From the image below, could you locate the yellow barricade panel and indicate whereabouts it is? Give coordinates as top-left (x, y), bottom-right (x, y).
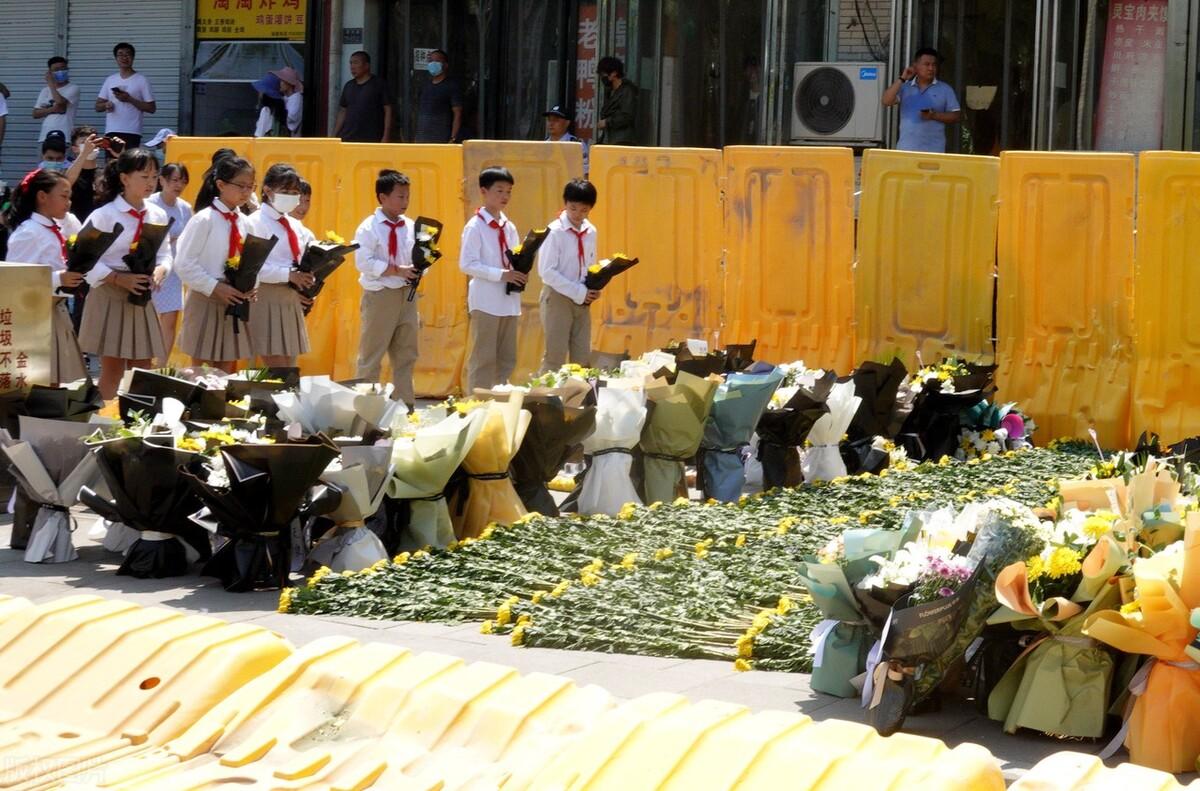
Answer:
top-left (162, 137), bottom-right (255, 206)
top-left (335, 143), bottom-right (467, 394)
top-left (1133, 152), bottom-right (1200, 443)
top-left (996, 152), bottom-right (1135, 447)
top-left (589, 146), bottom-right (725, 359)
top-left (856, 149), bottom-right (999, 367)
top-left (1011, 750), bottom-right (1187, 790)
top-left (462, 140), bottom-right (583, 386)
top-left (723, 146), bottom-right (855, 372)
top-left (0, 595), bottom-right (291, 788)
top-left (247, 138), bottom-right (345, 376)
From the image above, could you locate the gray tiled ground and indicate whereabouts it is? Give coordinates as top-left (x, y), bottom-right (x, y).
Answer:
top-left (0, 511), bottom-right (1128, 782)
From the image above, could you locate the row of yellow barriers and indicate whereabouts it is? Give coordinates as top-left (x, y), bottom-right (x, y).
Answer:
top-left (0, 593), bottom-right (1193, 789)
top-left (163, 139), bottom-right (1192, 448)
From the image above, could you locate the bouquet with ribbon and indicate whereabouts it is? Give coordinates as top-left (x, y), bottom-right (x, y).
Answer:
top-left (1084, 514), bottom-right (1200, 772)
top-left (576, 382), bottom-right (647, 516)
top-left (799, 525), bottom-right (917, 698)
top-left (756, 367), bottom-right (835, 491)
top-left (123, 218), bottom-right (173, 306)
top-left (987, 530), bottom-right (1125, 738)
top-left (186, 435), bottom-right (342, 591)
top-left (406, 216), bottom-right (443, 302)
top-left (2, 416), bottom-right (99, 563)
top-left (583, 253), bottom-right (639, 291)
top-left (293, 232), bottom-right (359, 315)
top-left (448, 391), bottom-right (531, 538)
top-left (78, 435), bottom-right (211, 578)
top-left (386, 407), bottom-right (486, 551)
top-left (638, 371), bottom-right (720, 505)
top-left (117, 367), bottom-right (208, 422)
top-left (506, 391), bottom-right (596, 515)
top-left (310, 444), bottom-right (393, 573)
top-left (224, 233), bottom-right (278, 332)
top-left (504, 227), bottom-right (550, 294)
top-left (801, 380), bottom-right (862, 483)
top-left (696, 368), bottom-right (783, 503)
top-left (60, 221), bottom-right (123, 296)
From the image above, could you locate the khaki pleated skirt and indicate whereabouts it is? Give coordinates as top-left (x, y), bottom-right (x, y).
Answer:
top-left (51, 298), bottom-right (88, 384)
top-left (179, 290), bottom-right (252, 362)
top-left (79, 282), bottom-right (166, 361)
top-left (248, 283), bottom-right (310, 357)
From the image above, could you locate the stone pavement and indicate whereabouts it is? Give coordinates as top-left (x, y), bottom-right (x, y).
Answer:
top-left (0, 512), bottom-right (1115, 783)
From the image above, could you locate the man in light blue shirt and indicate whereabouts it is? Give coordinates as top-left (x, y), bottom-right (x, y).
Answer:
top-left (544, 104), bottom-right (589, 177)
top-left (882, 48), bottom-right (961, 153)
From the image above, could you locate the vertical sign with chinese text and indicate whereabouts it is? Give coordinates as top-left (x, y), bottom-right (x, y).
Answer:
top-left (197, 0), bottom-right (308, 41)
top-left (574, 3), bottom-right (599, 142)
top-left (1094, 1), bottom-right (1168, 151)
top-left (0, 264), bottom-right (52, 391)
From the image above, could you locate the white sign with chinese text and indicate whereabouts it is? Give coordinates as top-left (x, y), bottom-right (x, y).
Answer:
top-left (0, 263), bottom-right (52, 391)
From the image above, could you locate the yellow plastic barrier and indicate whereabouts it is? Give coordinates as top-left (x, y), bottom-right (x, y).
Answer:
top-left (334, 143), bottom-right (467, 394)
top-left (0, 594), bottom-right (30, 621)
top-left (997, 152), bottom-right (1135, 448)
top-left (0, 594), bottom-right (291, 789)
top-left (1132, 152), bottom-right (1200, 442)
top-left (723, 146), bottom-right (855, 372)
top-left (856, 149), bottom-right (999, 367)
top-left (162, 136), bottom-right (255, 206)
top-left (1011, 750), bottom-right (1193, 790)
top-left (462, 140), bottom-right (584, 386)
top-left (589, 146), bottom-right (725, 360)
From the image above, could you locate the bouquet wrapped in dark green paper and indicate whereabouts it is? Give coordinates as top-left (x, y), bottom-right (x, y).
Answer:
top-left (293, 235), bottom-right (359, 315)
top-left (507, 392), bottom-right (596, 516)
top-left (406, 216), bottom-right (443, 303)
top-left (583, 253), bottom-right (638, 292)
top-left (224, 233), bottom-right (278, 332)
top-left (123, 219), bottom-right (173, 306)
top-left (504, 226), bottom-right (550, 294)
top-left (60, 221), bottom-right (123, 296)
top-left (184, 435), bottom-right (342, 591)
top-left (77, 435), bottom-right (210, 578)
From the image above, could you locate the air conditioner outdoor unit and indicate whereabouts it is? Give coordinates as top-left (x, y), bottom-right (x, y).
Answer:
top-left (790, 62), bottom-right (885, 144)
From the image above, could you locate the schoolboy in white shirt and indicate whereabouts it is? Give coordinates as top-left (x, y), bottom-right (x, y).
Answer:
top-left (460, 166), bottom-right (524, 391)
top-left (353, 169), bottom-right (419, 406)
top-left (538, 179), bottom-right (600, 371)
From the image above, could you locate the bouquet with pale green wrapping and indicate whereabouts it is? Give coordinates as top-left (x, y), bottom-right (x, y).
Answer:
top-left (986, 531), bottom-right (1125, 738)
top-left (638, 371), bottom-right (720, 505)
top-left (799, 525), bottom-right (918, 697)
top-left (386, 407), bottom-right (487, 551)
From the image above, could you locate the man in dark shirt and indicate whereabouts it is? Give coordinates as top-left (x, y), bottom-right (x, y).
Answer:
top-left (333, 51), bottom-right (393, 143)
top-left (597, 56), bottom-right (637, 145)
top-left (414, 49), bottom-right (463, 143)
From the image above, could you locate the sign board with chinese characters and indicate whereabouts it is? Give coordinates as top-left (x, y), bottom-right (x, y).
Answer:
top-left (0, 263), bottom-right (52, 392)
top-left (197, 0), bottom-right (308, 41)
top-left (1094, 0), bottom-right (1168, 151)
top-left (413, 48), bottom-right (436, 70)
top-left (573, 3), bottom-right (599, 142)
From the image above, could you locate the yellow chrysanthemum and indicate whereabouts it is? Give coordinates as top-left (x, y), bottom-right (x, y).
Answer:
top-left (307, 566), bottom-right (331, 588)
top-left (587, 264), bottom-right (602, 274)
top-left (734, 658), bottom-right (753, 672)
top-left (617, 502), bottom-right (638, 521)
top-left (225, 255), bottom-right (241, 269)
top-left (829, 516), bottom-right (850, 526)
top-left (734, 534), bottom-right (747, 548)
top-left (277, 587), bottom-right (292, 613)
top-left (550, 579), bottom-right (571, 597)
top-left (1119, 601), bottom-right (1140, 616)
top-left (619, 552), bottom-right (638, 570)
top-left (495, 603), bottom-right (513, 626)
top-left (775, 596), bottom-right (794, 616)
top-left (531, 590), bottom-right (546, 605)
top-left (325, 230), bottom-right (345, 244)
top-left (654, 547), bottom-right (674, 561)
top-left (392, 552), bottom-right (410, 565)
top-left (1082, 511), bottom-right (1117, 541)
top-left (479, 620), bottom-right (494, 634)
top-left (511, 624), bottom-right (526, 646)
top-left (735, 634), bottom-right (754, 658)
top-left (1026, 554), bottom-right (1044, 582)
top-left (1046, 546), bottom-right (1083, 579)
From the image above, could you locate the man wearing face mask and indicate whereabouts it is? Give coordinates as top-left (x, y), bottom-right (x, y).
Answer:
top-left (596, 56), bottom-right (637, 145)
top-left (34, 57), bottom-right (81, 148)
top-left (414, 49), bottom-right (463, 143)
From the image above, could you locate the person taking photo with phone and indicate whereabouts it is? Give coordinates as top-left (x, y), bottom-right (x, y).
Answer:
top-left (95, 42), bottom-right (156, 151)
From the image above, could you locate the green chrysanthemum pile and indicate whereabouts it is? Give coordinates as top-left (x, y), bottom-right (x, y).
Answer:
top-left (284, 444), bottom-right (1096, 672)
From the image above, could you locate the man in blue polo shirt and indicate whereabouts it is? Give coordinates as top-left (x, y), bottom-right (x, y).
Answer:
top-left (882, 47), bottom-right (961, 153)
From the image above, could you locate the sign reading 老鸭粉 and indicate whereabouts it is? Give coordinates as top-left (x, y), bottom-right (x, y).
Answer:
top-left (0, 263), bottom-right (53, 391)
top-left (196, 0), bottom-right (308, 41)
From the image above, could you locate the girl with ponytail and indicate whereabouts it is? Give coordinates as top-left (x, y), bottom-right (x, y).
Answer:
top-left (79, 148), bottom-right (170, 398)
top-left (5, 169), bottom-right (88, 384)
top-left (173, 155), bottom-right (257, 372)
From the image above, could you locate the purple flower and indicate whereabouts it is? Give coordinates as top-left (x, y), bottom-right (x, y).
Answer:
top-left (938, 586), bottom-right (955, 598)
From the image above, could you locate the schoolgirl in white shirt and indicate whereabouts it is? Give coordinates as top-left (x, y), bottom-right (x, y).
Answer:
top-left (246, 163), bottom-right (314, 368)
top-left (4, 168), bottom-right (88, 384)
top-left (173, 156), bottom-right (257, 372)
top-left (79, 148), bottom-right (170, 398)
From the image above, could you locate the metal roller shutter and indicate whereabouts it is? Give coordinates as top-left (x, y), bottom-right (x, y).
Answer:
top-left (0, 6), bottom-right (58, 180)
top-left (68, 0), bottom-right (182, 143)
